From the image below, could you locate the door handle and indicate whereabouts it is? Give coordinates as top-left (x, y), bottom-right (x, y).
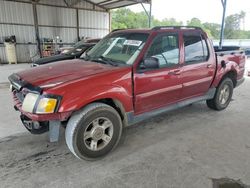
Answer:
top-left (168, 69), bottom-right (181, 75)
top-left (207, 64), bottom-right (213, 68)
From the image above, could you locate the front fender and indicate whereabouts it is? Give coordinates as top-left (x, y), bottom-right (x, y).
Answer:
top-left (57, 84), bottom-right (133, 113)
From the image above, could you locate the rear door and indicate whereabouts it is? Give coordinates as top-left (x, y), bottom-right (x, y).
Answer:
top-left (181, 31), bottom-right (215, 99)
top-left (134, 32), bottom-right (182, 114)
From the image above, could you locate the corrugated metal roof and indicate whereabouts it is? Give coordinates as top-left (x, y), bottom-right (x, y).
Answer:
top-left (73, 0), bottom-right (150, 10)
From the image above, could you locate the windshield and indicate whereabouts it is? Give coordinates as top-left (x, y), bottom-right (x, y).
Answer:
top-left (85, 33), bottom-right (149, 65)
top-left (63, 44), bottom-right (89, 55)
top-left (73, 41), bottom-right (84, 47)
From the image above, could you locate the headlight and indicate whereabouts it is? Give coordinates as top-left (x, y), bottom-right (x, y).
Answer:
top-left (36, 97), bottom-right (58, 114)
top-left (22, 93), bottom-right (39, 113)
top-left (22, 93), bottom-right (60, 114)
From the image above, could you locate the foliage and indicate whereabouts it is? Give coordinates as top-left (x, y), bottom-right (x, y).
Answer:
top-left (224, 11), bottom-right (247, 39)
top-left (111, 8), bottom-right (182, 30)
top-left (111, 8), bottom-right (250, 39)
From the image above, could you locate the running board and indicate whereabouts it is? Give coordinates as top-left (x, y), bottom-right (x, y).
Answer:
top-left (126, 88), bottom-right (216, 126)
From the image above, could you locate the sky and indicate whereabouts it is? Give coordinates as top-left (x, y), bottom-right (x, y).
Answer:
top-left (128, 0), bottom-right (250, 30)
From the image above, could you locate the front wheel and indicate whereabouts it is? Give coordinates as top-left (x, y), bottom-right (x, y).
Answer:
top-left (65, 103), bottom-right (123, 160)
top-left (206, 78), bottom-right (234, 111)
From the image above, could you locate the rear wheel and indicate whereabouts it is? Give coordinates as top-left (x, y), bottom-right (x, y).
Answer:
top-left (206, 78), bottom-right (234, 111)
top-left (65, 103), bottom-right (122, 160)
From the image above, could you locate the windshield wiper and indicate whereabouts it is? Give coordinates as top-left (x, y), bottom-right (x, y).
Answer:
top-left (91, 56), bottom-right (118, 66)
top-left (100, 56), bottom-right (126, 65)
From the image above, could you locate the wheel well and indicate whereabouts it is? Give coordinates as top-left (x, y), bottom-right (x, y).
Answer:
top-left (222, 71), bottom-right (237, 87)
top-left (94, 98), bottom-right (125, 121)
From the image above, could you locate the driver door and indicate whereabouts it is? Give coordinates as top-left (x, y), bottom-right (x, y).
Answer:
top-left (134, 32), bottom-right (183, 114)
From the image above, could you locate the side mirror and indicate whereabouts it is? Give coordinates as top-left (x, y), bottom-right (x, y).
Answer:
top-left (143, 57), bottom-right (159, 69)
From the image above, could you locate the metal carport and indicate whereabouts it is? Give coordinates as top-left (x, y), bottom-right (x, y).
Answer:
top-left (86, 0), bottom-right (228, 49)
top-left (0, 0), bottom-right (228, 63)
top-left (0, 0), bottom-right (151, 63)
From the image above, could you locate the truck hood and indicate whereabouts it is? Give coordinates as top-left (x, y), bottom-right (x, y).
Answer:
top-left (16, 59), bottom-right (119, 88)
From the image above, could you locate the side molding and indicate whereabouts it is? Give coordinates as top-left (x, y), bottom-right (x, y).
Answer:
top-left (126, 88), bottom-right (216, 126)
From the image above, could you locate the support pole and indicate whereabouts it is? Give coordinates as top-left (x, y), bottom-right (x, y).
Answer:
top-left (32, 3), bottom-right (42, 58)
top-left (141, 1), bottom-right (152, 28)
top-left (76, 9), bottom-right (80, 41)
top-left (149, 0), bottom-right (152, 28)
top-left (219, 0), bottom-right (227, 50)
top-left (109, 11), bottom-right (112, 32)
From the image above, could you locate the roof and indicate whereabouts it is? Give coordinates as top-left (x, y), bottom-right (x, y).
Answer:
top-left (86, 0), bottom-right (151, 10)
top-left (110, 26), bottom-right (205, 34)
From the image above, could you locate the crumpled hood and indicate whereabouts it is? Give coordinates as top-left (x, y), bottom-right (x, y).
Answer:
top-left (16, 59), bottom-right (119, 88)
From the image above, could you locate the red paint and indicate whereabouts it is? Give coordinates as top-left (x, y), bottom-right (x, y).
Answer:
top-left (11, 28), bottom-right (246, 122)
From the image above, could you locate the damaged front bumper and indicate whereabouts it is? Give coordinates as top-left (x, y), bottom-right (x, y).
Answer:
top-left (19, 113), bottom-right (62, 143)
top-left (12, 91), bottom-right (71, 142)
top-left (9, 74), bottom-right (72, 142)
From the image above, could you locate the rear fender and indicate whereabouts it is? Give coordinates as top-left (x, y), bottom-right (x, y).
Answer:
top-left (212, 61), bottom-right (238, 88)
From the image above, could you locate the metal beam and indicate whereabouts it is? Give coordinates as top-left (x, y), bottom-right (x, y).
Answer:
top-left (32, 2), bottom-right (42, 58)
top-left (104, 2), bottom-right (138, 9)
top-left (149, 0), bottom-right (152, 28)
top-left (141, 1), bottom-right (152, 28)
top-left (76, 9), bottom-right (80, 41)
top-left (82, 0), bottom-right (107, 10)
top-left (63, 0), bottom-right (70, 6)
top-left (219, 0), bottom-right (227, 49)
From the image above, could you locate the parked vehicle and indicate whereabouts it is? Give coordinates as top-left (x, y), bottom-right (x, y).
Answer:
top-left (58, 38), bottom-right (101, 54)
top-left (245, 48), bottom-right (250, 58)
top-left (213, 45), bottom-right (241, 52)
top-left (9, 26), bottom-right (245, 160)
top-left (32, 41), bottom-right (99, 67)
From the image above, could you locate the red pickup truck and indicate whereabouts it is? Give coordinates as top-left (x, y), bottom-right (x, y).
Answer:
top-left (9, 26), bottom-right (245, 160)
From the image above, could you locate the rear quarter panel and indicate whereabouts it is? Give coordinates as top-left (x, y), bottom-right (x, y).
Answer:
top-left (212, 51), bottom-right (246, 87)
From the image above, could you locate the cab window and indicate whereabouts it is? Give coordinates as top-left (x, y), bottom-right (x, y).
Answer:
top-left (183, 32), bottom-right (209, 64)
top-left (145, 33), bottom-right (180, 68)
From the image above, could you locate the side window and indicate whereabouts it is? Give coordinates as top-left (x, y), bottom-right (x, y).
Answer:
top-left (145, 33), bottom-right (179, 68)
top-left (184, 33), bottom-right (209, 64)
top-left (201, 35), bottom-right (209, 58)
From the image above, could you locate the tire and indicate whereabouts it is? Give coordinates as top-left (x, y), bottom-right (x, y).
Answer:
top-left (65, 102), bottom-right (123, 160)
top-left (206, 78), bottom-right (234, 111)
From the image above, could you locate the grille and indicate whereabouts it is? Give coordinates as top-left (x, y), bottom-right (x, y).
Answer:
top-left (13, 88), bottom-right (29, 104)
top-left (13, 90), bottom-right (23, 109)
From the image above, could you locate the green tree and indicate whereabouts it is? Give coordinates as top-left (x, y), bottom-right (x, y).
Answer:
top-left (111, 9), bottom-right (250, 39)
top-left (111, 8), bottom-right (182, 30)
top-left (187, 18), bottom-right (212, 37)
top-left (203, 23), bottom-right (221, 39)
top-left (111, 8), bottom-right (148, 29)
top-left (187, 18), bottom-right (203, 27)
top-left (158, 18), bottom-right (183, 26)
top-left (224, 11), bottom-right (246, 39)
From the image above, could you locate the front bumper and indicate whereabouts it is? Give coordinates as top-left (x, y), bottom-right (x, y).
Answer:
top-left (236, 77), bottom-right (245, 87)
